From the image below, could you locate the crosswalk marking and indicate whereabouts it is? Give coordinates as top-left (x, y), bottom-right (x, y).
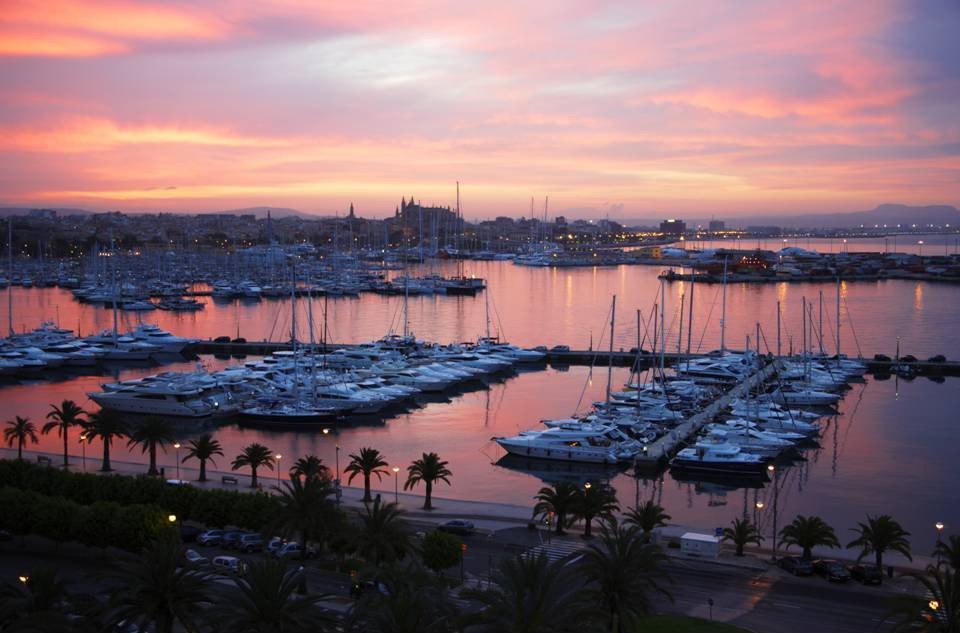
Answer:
top-left (523, 537), bottom-right (587, 563)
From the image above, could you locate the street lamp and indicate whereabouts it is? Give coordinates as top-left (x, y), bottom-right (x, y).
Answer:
top-left (768, 464), bottom-right (778, 560)
top-left (936, 521), bottom-right (945, 563)
top-left (18, 575), bottom-right (28, 584)
top-left (275, 454), bottom-right (282, 488)
top-left (79, 431), bottom-right (88, 472)
top-left (173, 442), bottom-right (181, 481)
top-left (754, 501), bottom-right (764, 526)
top-left (392, 466), bottom-right (400, 503)
top-left (919, 240), bottom-right (924, 257)
top-left (584, 482), bottom-right (592, 490)
top-left (168, 514), bottom-right (177, 524)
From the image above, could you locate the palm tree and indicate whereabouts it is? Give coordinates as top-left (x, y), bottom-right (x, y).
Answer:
top-left (101, 534), bottom-right (213, 633)
top-left (344, 447), bottom-right (389, 502)
top-left (624, 500), bottom-right (671, 540)
top-left (462, 553), bottom-right (589, 633)
top-left (289, 454), bottom-right (329, 482)
top-left (935, 535), bottom-right (960, 571)
top-left (347, 560), bottom-right (458, 633)
top-left (231, 442), bottom-right (274, 489)
top-left (882, 563), bottom-right (959, 632)
top-left (126, 417), bottom-right (174, 476)
top-left (404, 452), bottom-right (452, 510)
top-left (779, 515), bottom-right (840, 560)
top-left (43, 399), bottom-right (86, 468)
top-left (214, 559), bottom-right (331, 633)
top-left (353, 497), bottom-right (410, 566)
top-left (573, 483), bottom-right (619, 538)
top-left (182, 433), bottom-right (223, 482)
top-left (532, 481), bottom-right (579, 535)
top-left (3, 416), bottom-right (38, 460)
top-left (578, 519), bottom-right (672, 633)
top-left (269, 475), bottom-right (338, 558)
top-left (723, 518), bottom-right (763, 557)
top-left (82, 410), bottom-right (127, 473)
top-left (847, 514), bottom-right (912, 571)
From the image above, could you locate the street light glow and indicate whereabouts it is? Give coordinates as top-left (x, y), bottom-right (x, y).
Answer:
top-left (936, 521), bottom-right (945, 531)
top-left (756, 502), bottom-right (764, 509)
top-left (168, 514), bottom-right (177, 523)
top-left (18, 575), bottom-right (28, 584)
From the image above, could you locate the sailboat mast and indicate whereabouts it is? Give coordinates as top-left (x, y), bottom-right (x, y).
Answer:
top-left (835, 277), bottom-right (841, 358)
top-left (686, 273), bottom-right (694, 355)
top-left (677, 293), bottom-right (685, 355)
top-left (818, 290), bottom-right (824, 356)
top-left (776, 300), bottom-right (782, 357)
top-left (659, 280), bottom-right (666, 375)
top-left (111, 233), bottom-right (118, 342)
top-left (7, 218), bottom-right (12, 337)
top-left (606, 295), bottom-right (616, 404)
top-left (635, 309), bottom-right (642, 414)
top-left (307, 285), bottom-right (316, 401)
top-left (720, 256), bottom-right (728, 353)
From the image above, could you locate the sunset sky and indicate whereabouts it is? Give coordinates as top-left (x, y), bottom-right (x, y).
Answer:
top-left (1, 0), bottom-right (958, 219)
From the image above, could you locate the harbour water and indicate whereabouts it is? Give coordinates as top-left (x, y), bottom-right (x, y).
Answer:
top-left (4, 259), bottom-right (959, 551)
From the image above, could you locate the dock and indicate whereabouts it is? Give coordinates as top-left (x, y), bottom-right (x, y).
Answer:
top-left (634, 360), bottom-right (781, 465)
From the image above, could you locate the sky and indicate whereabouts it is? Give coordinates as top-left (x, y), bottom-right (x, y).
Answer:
top-left (0, 0), bottom-right (958, 220)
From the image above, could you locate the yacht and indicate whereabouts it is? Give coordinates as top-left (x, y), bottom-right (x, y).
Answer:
top-left (129, 324), bottom-right (198, 354)
top-left (239, 400), bottom-right (340, 427)
top-left (669, 445), bottom-right (768, 476)
top-left (89, 384), bottom-right (227, 417)
top-left (495, 425), bottom-right (639, 464)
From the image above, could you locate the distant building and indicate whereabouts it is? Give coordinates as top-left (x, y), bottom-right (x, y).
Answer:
top-left (660, 219), bottom-right (686, 236)
top-left (708, 220), bottom-right (725, 233)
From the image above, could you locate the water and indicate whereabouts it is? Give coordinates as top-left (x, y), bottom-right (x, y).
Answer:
top-left (676, 233), bottom-right (960, 257)
top-left (3, 261), bottom-right (959, 551)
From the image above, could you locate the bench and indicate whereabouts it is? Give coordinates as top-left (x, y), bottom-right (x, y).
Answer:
top-left (222, 476), bottom-right (239, 485)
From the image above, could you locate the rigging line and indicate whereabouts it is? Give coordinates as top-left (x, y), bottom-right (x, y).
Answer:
top-left (694, 285), bottom-right (723, 354)
top-left (573, 298), bottom-right (613, 416)
top-left (842, 298), bottom-right (864, 359)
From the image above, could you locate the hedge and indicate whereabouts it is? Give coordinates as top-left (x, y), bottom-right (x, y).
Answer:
top-left (0, 460), bottom-right (280, 531)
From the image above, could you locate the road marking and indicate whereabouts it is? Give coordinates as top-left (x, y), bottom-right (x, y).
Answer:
top-left (773, 602), bottom-right (802, 609)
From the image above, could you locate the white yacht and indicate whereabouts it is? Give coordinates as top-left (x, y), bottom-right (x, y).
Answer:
top-left (89, 384), bottom-right (227, 417)
top-left (670, 444), bottom-right (768, 476)
top-left (495, 425), bottom-right (639, 464)
top-left (129, 324), bottom-right (198, 354)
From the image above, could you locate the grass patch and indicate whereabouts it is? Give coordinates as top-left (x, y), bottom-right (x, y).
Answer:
top-left (640, 615), bottom-right (752, 632)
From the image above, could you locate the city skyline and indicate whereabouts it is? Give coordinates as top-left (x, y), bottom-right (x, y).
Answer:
top-left (1, 0), bottom-right (958, 218)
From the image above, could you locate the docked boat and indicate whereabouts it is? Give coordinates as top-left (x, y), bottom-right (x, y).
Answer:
top-left (669, 444), bottom-right (768, 476)
top-left (495, 425), bottom-right (639, 464)
top-left (239, 400), bottom-right (340, 427)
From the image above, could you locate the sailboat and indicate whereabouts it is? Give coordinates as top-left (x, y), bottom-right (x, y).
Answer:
top-left (444, 182), bottom-right (485, 295)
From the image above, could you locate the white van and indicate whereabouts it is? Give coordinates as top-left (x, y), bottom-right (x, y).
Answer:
top-left (212, 555), bottom-right (247, 576)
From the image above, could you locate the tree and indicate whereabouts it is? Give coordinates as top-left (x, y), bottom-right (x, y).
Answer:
top-left (183, 433), bottom-right (223, 482)
top-left (723, 518), bottom-right (763, 557)
top-left (462, 553), bottom-right (588, 633)
top-left (573, 483), bottom-right (619, 538)
top-left (935, 535), bottom-right (960, 571)
top-left (82, 411), bottom-right (127, 473)
top-left (847, 514), bottom-right (912, 571)
top-left (404, 452), bottom-right (452, 510)
top-left (779, 515), bottom-right (840, 560)
top-left (353, 498), bottom-right (410, 566)
top-left (214, 559), bottom-right (331, 633)
top-left (421, 531), bottom-right (462, 576)
top-left (347, 561), bottom-right (458, 633)
top-left (126, 417), bottom-right (174, 476)
top-left (344, 447), bottom-right (389, 503)
top-left (101, 533), bottom-right (213, 633)
top-left (269, 475), bottom-right (338, 559)
top-left (624, 501), bottom-right (671, 540)
top-left (3, 416), bottom-right (37, 461)
top-left (289, 454), bottom-right (329, 482)
top-left (43, 400), bottom-right (86, 468)
top-left (532, 481), bottom-right (579, 535)
top-left (882, 564), bottom-right (959, 632)
top-left (578, 519), bottom-right (672, 633)
top-left (232, 443), bottom-right (274, 489)
top-left (0, 565), bottom-right (76, 631)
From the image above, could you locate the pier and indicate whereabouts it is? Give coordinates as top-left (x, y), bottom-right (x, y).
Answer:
top-left (633, 360), bottom-right (781, 466)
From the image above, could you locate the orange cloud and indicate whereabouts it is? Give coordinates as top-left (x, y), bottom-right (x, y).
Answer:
top-left (0, 0), bottom-right (227, 57)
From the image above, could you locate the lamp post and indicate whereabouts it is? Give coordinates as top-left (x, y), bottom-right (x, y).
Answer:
top-left (392, 466), bottom-right (400, 504)
top-left (754, 501), bottom-right (764, 526)
top-left (173, 442), bottom-right (181, 481)
top-left (275, 454), bottom-right (282, 488)
top-left (79, 431), bottom-right (88, 472)
top-left (936, 521), bottom-right (945, 563)
top-left (18, 575), bottom-right (28, 585)
top-left (768, 464), bottom-right (778, 560)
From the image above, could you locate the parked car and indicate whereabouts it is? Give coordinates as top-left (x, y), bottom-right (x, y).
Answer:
top-left (813, 559), bottom-right (851, 582)
top-left (274, 542), bottom-right (316, 560)
top-left (197, 529), bottom-right (225, 547)
top-left (214, 336), bottom-right (231, 343)
top-left (550, 345), bottom-right (570, 353)
top-left (874, 354), bottom-right (891, 362)
top-left (237, 533), bottom-right (264, 553)
top-left (211, 555), bottom-right (247, 576)
top-left (183, 549), bottom-right (208, 567)
top-left (928, 354), bottom-right (947, 363)
top-left (533, 345), bottom-right (547, 353)
top-left (266, 537), bottom-right (285, 555)
top-left (221, 531), bottom-right (248, 550)
top-left (179, 524), bottom-right (202, 542)
top-left (850, 564), bottom-right (884, 585)
top-left (232, 337), bottom-right (247, 344)
top-left (900, 354), bottom-right (918, 363)
top-left (437, 520), bottom-right (475, 536)
top-left (778, 556), bottom-right (814, 576)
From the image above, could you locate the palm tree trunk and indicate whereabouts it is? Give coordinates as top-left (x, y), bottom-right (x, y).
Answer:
top-left (199, 458), bottom-right (207, 482)
top-left (424, 480), bottom-right (433, 510)
top-left (584, 515), bottom-right (593, 538)
top-left (363, 473), bottom-right (371, 502)
top-left (62, 428), bottom-right (69, 467)
top-left (101, 440), bottom-right (111, 472)
top-left (803, 546), bottom-right (812, 560)
top-left (148, 443), bottom-right (158, 476)
top-left (250, 466), bottom-right (258, 488)
top-left (17, 438), bottom-right (23, 460)
top-left (555, 511), bottom-right (564, 535)
top-left (876, 551), bottom-right (883, 571)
